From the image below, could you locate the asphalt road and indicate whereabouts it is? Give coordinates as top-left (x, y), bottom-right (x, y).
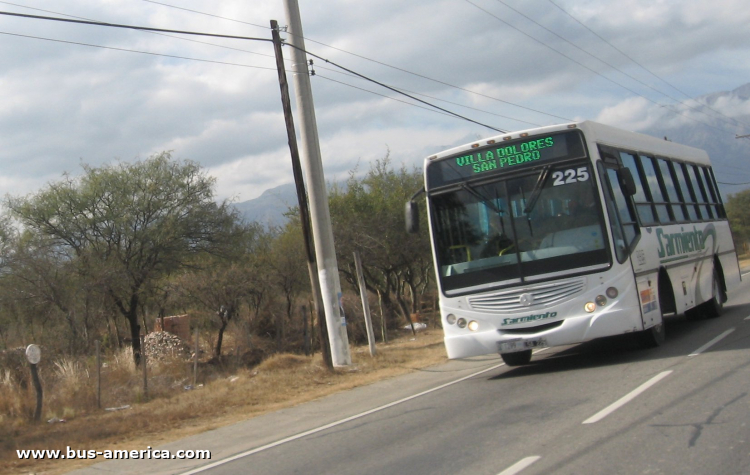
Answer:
top-left (70, 265), bottom-right (750, 475)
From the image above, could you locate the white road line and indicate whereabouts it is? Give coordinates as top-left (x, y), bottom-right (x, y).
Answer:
top-left (688, 328), bottom-right (735, 357)
top-left (582, 370), bottom-right (672, 424)
top-left (178, 360), bottom-right (508, 474)
top-left (497, 456), bottom-right (542, 475)
top-left (744, 316), bottom-right (750, 321)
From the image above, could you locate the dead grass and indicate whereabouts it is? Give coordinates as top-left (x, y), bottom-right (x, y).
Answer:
top-left (1, 331), bottom-right (446, 475)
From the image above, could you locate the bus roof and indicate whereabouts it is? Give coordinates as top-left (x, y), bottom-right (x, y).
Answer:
top-left (427, 120), bottom-right (711, 166)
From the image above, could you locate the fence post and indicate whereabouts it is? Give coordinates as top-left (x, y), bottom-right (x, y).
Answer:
top-left (141, 335), bottom-right (148, 401)
top-left (193, 329), bottom-right (199, 388)
top-left (96, 340), bottom-right (101, 409)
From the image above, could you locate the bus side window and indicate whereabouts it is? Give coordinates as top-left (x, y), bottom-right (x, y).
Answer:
top-left (706, 167), bottom-right (726, 218)
top-left (687, 164), bottom-right (711, 219)
top-left (657, 158), bottom-right (685, 222)
top-left (699, 166), bottom-right (721, 219)
top-left (639, 155), bottom-right (671, 223)
top-left (619, 151), bottom-right (654, 225)
top-left (674, 163), bottom-right (699, 221)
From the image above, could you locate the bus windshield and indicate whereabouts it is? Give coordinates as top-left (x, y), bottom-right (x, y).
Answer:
top-left (430, 160), bottom-right (610, 293)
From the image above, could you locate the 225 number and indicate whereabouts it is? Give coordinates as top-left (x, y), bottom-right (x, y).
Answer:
top-left (552, 167), bottom-right (589, 186)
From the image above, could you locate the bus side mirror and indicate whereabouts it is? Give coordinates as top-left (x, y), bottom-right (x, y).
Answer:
top-left (405, 201), bottom-right (419, 234)
top-left (619, 168), bottom-right (636, 197)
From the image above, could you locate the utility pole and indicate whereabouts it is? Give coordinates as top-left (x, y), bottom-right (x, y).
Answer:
top-left (270, 19), bottom-right (332, 369)
top-left (281, 0), bottom-right (351, 366)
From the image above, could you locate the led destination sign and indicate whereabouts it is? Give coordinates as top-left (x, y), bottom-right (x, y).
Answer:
top-left (455, 137), bottom-right (555, 173)
top-left (426, 131), bottom-right (586, 189)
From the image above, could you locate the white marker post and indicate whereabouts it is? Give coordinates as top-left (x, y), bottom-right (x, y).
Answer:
top-left (25, 344), bottom-right (42, 422)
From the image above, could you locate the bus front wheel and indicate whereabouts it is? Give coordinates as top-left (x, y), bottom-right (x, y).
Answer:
top-left (501, 350), bottom-right (532, 366)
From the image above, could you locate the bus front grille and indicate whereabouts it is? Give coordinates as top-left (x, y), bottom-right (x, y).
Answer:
top-left (467, 278), bottom-right (585, 312)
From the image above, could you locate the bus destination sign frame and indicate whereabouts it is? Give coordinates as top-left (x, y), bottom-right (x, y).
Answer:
top-left (426, 130), bottom-right (586, 189)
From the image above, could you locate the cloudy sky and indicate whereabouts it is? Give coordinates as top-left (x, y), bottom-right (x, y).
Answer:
top-left (1, 0), bottom-right (750, 203)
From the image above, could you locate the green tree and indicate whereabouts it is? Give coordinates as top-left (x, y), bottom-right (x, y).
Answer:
top-left (328, 155), bottom-right (433, 331)
top-left (726, 188), bottom-right (750, 254)
top-left (169, 222), bottom-right (268, 357)
top-left (2, 231), bottom-right (98, 354)
top-left (7, 153), bottom-right (240, 365)
top-left (267, 221), bottom-right (308, 352)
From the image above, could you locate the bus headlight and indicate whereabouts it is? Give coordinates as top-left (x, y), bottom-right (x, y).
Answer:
top-left (584, 302), bottom-right (597, 313)
top-left (595, 295), bottom-right (607, 307)
top-left (606, 287), bottom-right (619, 298)
top-left (457, 318), bottom-right (467, 328)
top-left (468, 320), bottom-right (479, 332)
top-left (446, 314), bottom-right (457, 325)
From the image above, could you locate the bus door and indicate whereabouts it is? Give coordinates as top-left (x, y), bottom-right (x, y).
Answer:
top-left (598, 160), bottom-right (662, 329)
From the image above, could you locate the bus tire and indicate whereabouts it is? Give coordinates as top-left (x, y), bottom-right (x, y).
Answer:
top-left (702, 269), bottom-right (725, 319)
top-left (639, 321), bottom-right (665, 348)
top-left (501, 350), bottom-right (532, 366)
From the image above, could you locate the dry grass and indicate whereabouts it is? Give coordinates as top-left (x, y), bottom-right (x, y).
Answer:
top-left (2, 331), bottom-right (446, 475)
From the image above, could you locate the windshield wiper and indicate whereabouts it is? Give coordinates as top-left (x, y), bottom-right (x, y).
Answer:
top-left (523, 165), bottom-right (552, 215)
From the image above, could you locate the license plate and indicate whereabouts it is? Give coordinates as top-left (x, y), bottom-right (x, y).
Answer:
top-left (497, 338), bottom-right (547, 353)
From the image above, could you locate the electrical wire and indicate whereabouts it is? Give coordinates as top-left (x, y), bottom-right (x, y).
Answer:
top-left (545, 0), bottom-right (750, 131)
top-left (140, 0), bottom-right (572, 123)
top-left (315, 64), bottom-right (544, 127)
top-left (142, 0), bottom-right (269, 31)
top-left (0, 2), bottom-right (279, 60)
top-left (286, 44), bottom-right (506, 133)
top-left (0, 9), bottom-right (506, 132)
top-left (716, 181), bottom-right (750, 186)
top-left (490, 0), bottom-right (747, 133)
top-left (0, 30), bottom-right (278, 70)
top-left (0, 10), bottom-right (273, 42)
top-left (315, 74), bottom-right (470, 120)
top-left (462, 0), bottom-right (737, 136)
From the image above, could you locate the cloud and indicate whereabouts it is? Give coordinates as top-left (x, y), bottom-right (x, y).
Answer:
top-left (1, 0), bottom-right (749, 205)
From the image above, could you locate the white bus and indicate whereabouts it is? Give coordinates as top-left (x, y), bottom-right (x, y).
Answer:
top-left (407, 121), bottom-right (741, 366)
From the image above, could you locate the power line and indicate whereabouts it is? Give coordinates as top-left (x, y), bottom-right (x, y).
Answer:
top-left (315, 64), bottom-right (544, 127)
top-left (545, 0), bottom-right (750, 132)
top-left (0, 1), bottom-right (278, 60)
top-left (0, 10), bottom-right (273, 42)
top-left (717, 181), bottom-right (750, 186)
top-left (462, 0), bottom-right (737, 136)
top-left (0, 9), bottom-right (505, 133)
top-left (288, 44), bottom-right (506, 133)
top-left (142, 0), bottom-right (269, 31)
top-left (316, 74), bottom-right (468, 120)
top-left (0, 30), bottom-right (278, 70)
top-left (141, 0), bottom-right (572, 124)
top-left (489, 0), bottom-right (746, 133)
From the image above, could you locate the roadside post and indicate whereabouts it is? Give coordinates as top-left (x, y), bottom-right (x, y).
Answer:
top-left (354, 251), bottom-right (377, 356)
top-left (25, 344), bottom-right (42, 422)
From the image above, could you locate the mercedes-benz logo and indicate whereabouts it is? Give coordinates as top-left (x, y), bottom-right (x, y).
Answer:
top-left (519, 293), bottom-right (534, 306)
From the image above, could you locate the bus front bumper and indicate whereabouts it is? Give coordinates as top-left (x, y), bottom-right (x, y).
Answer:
top-left (443, 306), bottom-right (643, 359)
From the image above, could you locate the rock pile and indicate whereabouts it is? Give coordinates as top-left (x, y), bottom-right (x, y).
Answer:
top-left (143, 331), bottom-right (190, 362)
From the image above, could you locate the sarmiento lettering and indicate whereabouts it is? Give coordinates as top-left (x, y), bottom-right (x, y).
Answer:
top-left (502, 311), bottom-right (557, 326)
top-left (656, 226), bottom-right (705, 260)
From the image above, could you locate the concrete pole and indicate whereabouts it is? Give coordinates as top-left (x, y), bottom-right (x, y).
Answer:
top-left (271, 20), bottom-right (332, 368)
top-left (282, 0), bottom-right (351, 366)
